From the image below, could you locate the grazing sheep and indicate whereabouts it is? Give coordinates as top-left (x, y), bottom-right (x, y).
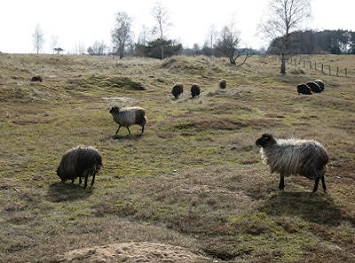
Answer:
top-left (56, 146), bottom-right (102, 188)
top-left (297, 84), bottom-right (312, 95)
top-left (255, 133), bottom-right (329, 193)
top-left (314, 79), bottom-right (325, 91)
top-left (31, 75), bottom-right (43, 82)
top-left (219, 79), bottom-right (227, 90)
top-left (306, 81), bottom-right (322, 93)
top-left (109, 106), bottom-right (147, 135)
top-left (172, 83), bottom-right (184, 99)
top-left (191, 83), bottom-right (201, 98)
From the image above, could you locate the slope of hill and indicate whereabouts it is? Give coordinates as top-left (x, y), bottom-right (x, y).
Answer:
top-left (0, 53), bottom-right (354, 262)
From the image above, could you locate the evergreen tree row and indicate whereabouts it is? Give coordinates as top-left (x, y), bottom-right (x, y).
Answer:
top-left (268, 29), bottom-right (355, 55)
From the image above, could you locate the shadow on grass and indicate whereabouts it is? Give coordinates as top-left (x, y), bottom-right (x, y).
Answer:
top-left (111, 133), bottom-right (144, 140)
top-left (47, 182), bottom-right (93, 202)
top-left (260, 191), bottom-right (344, 226)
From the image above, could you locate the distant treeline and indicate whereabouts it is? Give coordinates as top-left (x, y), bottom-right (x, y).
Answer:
top-left (268, 29), bottom-right (355, 55)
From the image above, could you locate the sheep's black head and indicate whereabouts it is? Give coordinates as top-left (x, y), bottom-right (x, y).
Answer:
top-left (109, 106), bottom-right (120, 115)
top-left (56, 166), bottom-right (65, 181)
top-left (219, 79), bottom-right (227, 89)
top-left (256, 133), bottom-right (277, 148)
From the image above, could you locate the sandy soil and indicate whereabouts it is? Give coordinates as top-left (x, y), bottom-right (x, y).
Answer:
top-left (52, 241), bottom-right (212, 262)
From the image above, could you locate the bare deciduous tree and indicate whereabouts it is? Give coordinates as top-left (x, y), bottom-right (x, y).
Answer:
top-left (112, 12), bottom-right (133, 59)
top-left (207, 24), bottom-right (218, 50)
top-left (215, 24), bottom-right (251, 66)
top-left (88, 41), bottom-right (107, 56)
top-left (75, 42), bottom-right (86, 55)
top-left (50, 35), bottom-right (58, 54)
top-left (137, 25), bottom-right (150, 46)
top-left (260, 0), bottom-right (311, 74)
top-left (32, 24), bottom-right (44, 54)
top-left (151, 1), bottom-right (171, 59)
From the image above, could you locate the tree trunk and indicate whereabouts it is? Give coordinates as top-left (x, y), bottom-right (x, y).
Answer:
top-left (280, 53), bottom-right (286, 75)
top-left (160, 43), bottom-right (164, 60)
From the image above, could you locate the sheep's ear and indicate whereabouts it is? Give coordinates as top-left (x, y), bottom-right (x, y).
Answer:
top-left (262, 133), bottom-right (273, 140)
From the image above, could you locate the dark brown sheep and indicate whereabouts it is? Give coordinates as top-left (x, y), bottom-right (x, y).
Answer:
top-left (31, 75), bottom-right (43, 82)
top-left (172, 83), bottom-right (184, 99)
top-left (306, 81), bottom-right (322, 93)
top-left (314, 79), bottom-right (325, 91)
top-left (191, 83), bottom-right (201, 98)
top-left (56, 146), bottom-right (102, 188)
top-left (219, 79), bottom-right (227, 90)
top-left (297, 84), bottom-right (312, 95)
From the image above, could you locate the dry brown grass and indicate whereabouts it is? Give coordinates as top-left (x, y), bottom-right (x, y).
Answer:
top-left (0, 53), bottom-right (354, 262)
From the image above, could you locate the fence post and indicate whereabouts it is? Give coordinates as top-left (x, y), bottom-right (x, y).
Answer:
top-left (336, 67), bottom-right (339, 77)
top-left (314, 62), bottom-right (317, 70)
top-left (321, 64), bottom-right (324, 73)
top-left (345, 68), bottom-right (348, 77)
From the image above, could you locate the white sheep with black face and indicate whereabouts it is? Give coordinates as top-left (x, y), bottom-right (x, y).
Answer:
top-left (109, 106), bottom-right (147, 135)
top-left (255, 134), bottom-right (329, 193)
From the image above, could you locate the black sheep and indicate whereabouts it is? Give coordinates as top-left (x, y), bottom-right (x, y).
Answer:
top-left (314, 79), bottom-right (325, 92)
top-left (219, 79), bottom-right (227, 90)
top-left (306, 81), bottom-right (322, 93)
top-left (297, 84), bottom-right (312, 95)
top-left (191, 83), bottom-right (201, 98)
top-left (172, 83), bottom-right (184, 99)
top-left (31, 75), bottom-right (43, 82)
top-left (56, 146), bottom-right (102, 188)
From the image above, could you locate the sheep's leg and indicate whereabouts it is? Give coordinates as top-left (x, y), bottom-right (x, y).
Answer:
top-left (126, 126), bottom-right (131, 134)
top-left (83, 176), bottom-right (88, 188)
top-left (78, 177), bottom-right (81, 185)
top-left (91, 174), bottom-right (96, 186)
top-left (321, 176), bottom-right (327, 192)
top-left (312, 177), bottom-right (320, 192)
top-left (115, 125), bottom-right (121, 134)
top-left (279, 173), bottom-right (285, 190)
top-left (141, 125), bottom-right (145, 134)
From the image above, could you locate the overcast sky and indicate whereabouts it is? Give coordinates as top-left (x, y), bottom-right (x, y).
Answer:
top-left (0, 0), bottom-right (354, 54)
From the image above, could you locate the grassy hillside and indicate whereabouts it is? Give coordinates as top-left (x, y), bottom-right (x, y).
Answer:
top-left (0, 53), bottom-right (354, 262)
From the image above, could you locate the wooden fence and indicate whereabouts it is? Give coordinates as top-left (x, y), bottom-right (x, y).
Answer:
top-left (288, 57), bottom-right (352, 78)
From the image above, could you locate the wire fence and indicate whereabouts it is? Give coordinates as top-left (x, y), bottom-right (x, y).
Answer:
top-left (288, 57), bottom-right (354, 78)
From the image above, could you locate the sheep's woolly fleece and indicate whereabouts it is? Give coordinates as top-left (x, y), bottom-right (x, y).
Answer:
top-left (52, 242), bottom-right (210, 262)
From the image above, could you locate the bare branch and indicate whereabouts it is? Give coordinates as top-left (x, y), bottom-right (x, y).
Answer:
top-left (260, 0), bottom-right (311, 74)
top-left (112, 12), bottom-right (133, 59)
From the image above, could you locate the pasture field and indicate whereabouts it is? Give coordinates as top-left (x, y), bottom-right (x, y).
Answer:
top-left (0, 53), bottom-right (354, 262)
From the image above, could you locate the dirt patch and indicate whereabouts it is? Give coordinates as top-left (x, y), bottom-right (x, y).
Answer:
top-left (52, 242), bottom-right (210, 262)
